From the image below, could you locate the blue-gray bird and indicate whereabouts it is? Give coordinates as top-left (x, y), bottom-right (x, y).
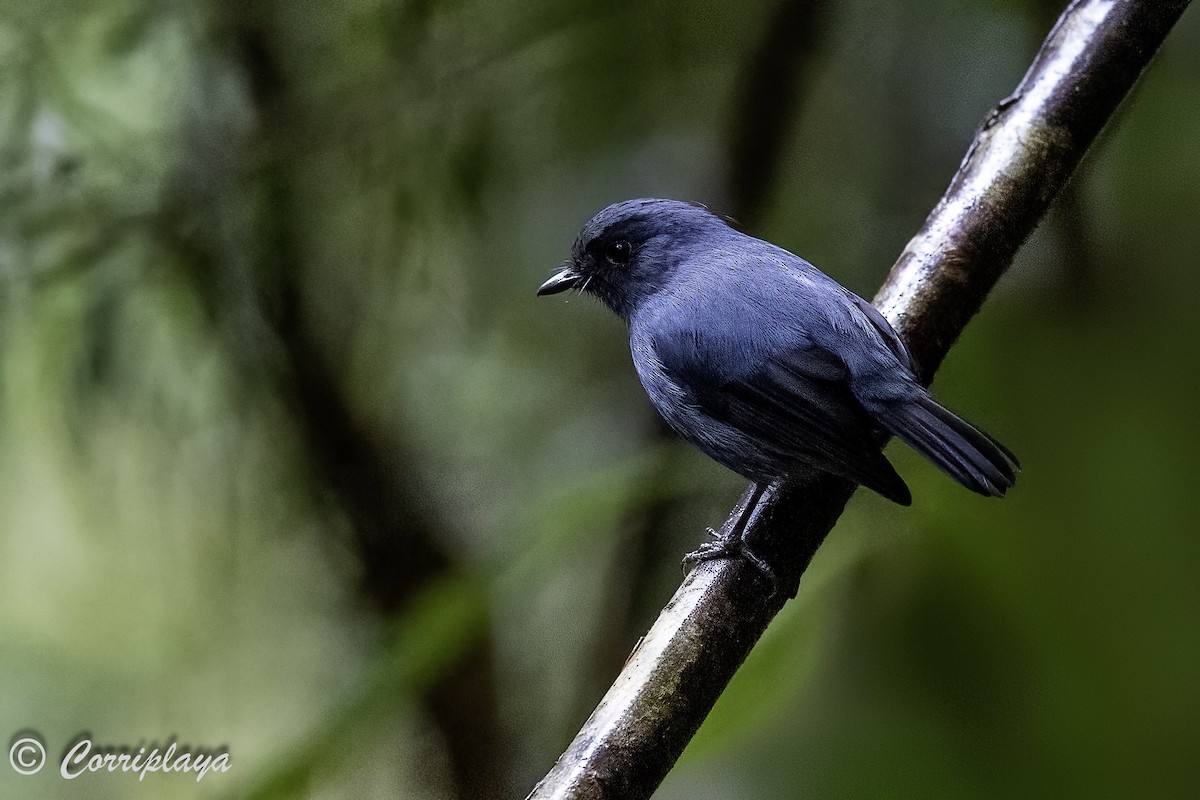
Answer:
top-left (539, 199), bottom-right (1017, 570)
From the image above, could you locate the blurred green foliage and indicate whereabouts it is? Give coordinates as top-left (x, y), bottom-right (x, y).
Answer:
top-left (0, 1), bottom-right (1197, 798)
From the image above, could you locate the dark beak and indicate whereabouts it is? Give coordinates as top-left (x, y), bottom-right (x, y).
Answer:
top-left (537, 266), bottom-right (583, 296)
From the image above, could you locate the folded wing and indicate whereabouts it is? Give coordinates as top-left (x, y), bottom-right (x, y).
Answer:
top-left (655, 330), bottom-right (912, 505)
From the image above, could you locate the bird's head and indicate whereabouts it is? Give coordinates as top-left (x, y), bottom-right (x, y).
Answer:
top-left (537, 198), bottom-right (735, 320)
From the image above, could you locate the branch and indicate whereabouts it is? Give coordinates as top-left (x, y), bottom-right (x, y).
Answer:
top-left (527, 2), bottom-right (1192, 798)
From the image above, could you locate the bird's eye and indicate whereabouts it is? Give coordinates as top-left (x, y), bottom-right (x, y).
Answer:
top-left (605, 240), bottom-right (632, 265)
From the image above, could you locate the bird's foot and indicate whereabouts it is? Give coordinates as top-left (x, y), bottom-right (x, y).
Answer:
top-left (681, 527), bottom-right (736, 567)
top-left (683, 528), bottom-right (777, 596)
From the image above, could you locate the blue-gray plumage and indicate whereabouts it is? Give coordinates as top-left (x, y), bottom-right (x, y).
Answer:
top-left (538, 198), bottom-right (1018, 511)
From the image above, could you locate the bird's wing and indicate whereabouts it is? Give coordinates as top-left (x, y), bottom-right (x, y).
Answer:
top-left (652, 324), bottom-right (911, 504)
top-left (847, 292), bottom-right (918, 374)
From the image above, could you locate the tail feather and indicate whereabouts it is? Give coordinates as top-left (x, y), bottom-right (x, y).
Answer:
top-left (875, 393), bottom-right (1019, 497)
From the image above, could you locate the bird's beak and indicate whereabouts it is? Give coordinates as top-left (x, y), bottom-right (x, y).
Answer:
top-left (537, 265), bottom-right (583, 296)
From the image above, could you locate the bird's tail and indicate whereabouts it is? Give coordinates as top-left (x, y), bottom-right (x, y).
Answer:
top-left (873, 392), bottom-right (1019, 497)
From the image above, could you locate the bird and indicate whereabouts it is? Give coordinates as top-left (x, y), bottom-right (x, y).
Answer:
top-left (538, 198), bottom-right (1017, 578)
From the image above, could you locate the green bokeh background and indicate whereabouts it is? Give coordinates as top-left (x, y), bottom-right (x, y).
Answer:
top-left (0, 1), bottom-right (1197, 798)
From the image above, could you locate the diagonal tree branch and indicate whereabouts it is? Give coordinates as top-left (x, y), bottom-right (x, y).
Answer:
top-left (527, 1), bottom-right (1192, 798)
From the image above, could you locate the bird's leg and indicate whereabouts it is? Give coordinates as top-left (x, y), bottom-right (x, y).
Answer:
top-left (683, 483), bottom-right (775, 592)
